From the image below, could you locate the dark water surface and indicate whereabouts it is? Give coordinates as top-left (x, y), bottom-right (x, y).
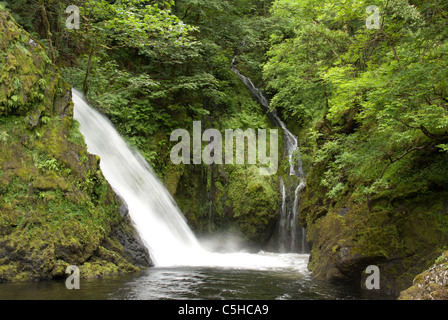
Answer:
top-left (0, 264), bottom-right (391, 300)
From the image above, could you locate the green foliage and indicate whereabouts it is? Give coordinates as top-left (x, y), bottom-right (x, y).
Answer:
top-left (264, 0), bottom-right (448, 200)
top-left (33, 153), bottom-right (61, 172)
top-left (80, 0), bottom-right (199, 61)
top-left (0, 131), bottom-right (9, 143)
top-left (59, 0), bottom-right (278, 180)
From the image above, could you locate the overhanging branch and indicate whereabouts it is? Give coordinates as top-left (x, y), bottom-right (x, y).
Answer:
top-left (379, 144), bottom-right (429, 179)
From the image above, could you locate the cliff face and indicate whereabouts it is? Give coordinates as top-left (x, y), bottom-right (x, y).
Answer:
top-left (299, 155), bottom-right (448, 297)
top-left (0, 11), bottom-right (151, 281)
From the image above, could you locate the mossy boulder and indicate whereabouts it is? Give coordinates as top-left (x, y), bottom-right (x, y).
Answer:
top-left (398, 251), bottom-right (448, 300)
top-left (0, 11), bottom-right (151, 282)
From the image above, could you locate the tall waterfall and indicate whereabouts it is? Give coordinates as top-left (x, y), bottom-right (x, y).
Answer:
top-left (72, 89), bottom-right (203, 267)
top-left (231, 60), bottom-right (308, 253)
top-left (72, 89), bottom-right (308, 270)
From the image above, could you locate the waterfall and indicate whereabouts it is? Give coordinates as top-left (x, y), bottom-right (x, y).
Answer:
top-left (278, 179), bottom-right (287, 253)
top-left (231, 59), bottom-right (308, 253)
top-left (72, 89), bottom-right (308, 270)
top-left (72, 89), bottom-right (203, 267)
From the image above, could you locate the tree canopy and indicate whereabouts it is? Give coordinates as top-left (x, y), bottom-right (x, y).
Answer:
top-left (263, 0), bottom-right (448, 201)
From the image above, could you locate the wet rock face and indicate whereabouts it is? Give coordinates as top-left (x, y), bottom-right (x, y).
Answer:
top-left (0, 11), bottom-right (151, 282)
top-left (111, 219), bottom-right (153, 269)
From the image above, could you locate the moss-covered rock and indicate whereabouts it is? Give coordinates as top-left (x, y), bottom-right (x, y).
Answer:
top-left (299, 154), bottom-right (448, 296)
top-left (0, 11), bottom-right (151, 282)
top-left (398, 251), bottom-right (448, 300)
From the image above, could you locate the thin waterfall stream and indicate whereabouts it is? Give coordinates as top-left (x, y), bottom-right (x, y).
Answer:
top-left (231, 59), bottom-right (308, 253)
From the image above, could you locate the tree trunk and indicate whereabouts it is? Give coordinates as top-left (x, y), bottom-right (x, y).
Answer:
top-left (83, 49), bottom-right (94, 96)
top-left (40, 1), bottom-right (55, 63)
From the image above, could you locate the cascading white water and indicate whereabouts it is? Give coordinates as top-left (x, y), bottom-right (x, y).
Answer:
top-left (231, 61), bottom-right (303, 177)
top-left (231, 60), bottom-right (308, 253)
top-left (72, 89), bottom-right (203, 267)
top-left (291, 181), bottom-right (307, 252)
top-left (72, 89), bottom-right (309, 271)
top-left (278, 179), bottom-right (287, 253)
